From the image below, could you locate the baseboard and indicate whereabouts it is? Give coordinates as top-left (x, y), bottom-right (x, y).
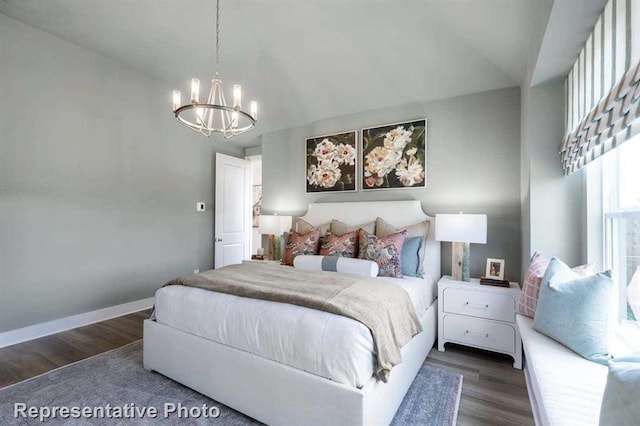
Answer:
top-left (0, 297), bottom-right (154, 349)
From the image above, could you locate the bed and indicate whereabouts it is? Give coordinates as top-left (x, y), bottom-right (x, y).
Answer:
top-left (143, 200), bottom-right (441, 426)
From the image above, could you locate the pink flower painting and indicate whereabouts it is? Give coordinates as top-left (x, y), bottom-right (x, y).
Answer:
top-left (361, 120), bottom-right (426, 190)
top-left (306, 131), bottom-right (357, 193)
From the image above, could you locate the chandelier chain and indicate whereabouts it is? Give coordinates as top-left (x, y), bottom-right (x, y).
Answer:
top-left (215, 0), bottom-right (220, 72)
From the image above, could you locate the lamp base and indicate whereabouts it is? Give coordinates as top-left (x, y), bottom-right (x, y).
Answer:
top-left (451, 242), bottom-right (470, 282)
top-left (266, 235), bottom-right (275, 261)
top-left (265, 234), bottom-right (284, 261)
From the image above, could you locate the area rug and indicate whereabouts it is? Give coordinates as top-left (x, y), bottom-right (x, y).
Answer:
top-left (0, 341), bottom-right (462, 425)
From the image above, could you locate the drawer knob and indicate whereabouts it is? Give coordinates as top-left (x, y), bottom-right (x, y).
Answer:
top-left (465, 302), bottom-right (489, 309)
top-left (465, 330), bottom-right (489, 338)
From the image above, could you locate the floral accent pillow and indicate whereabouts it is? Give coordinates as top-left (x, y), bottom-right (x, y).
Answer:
top-left (375, 217), bottom-right (431, 278)
top-left (319, 231), bottom-right (358, 258)
top-left (358, 229), bottom-right (406, 278)
top-left (518, 252), bottom-right (595, 318)
top-left (281, 230), bottom-right (320, 266)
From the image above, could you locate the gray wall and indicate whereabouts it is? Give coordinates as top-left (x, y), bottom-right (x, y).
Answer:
top-left (0, 14), bottom-right (243, 332)
top-left (520, 0), bottom-right (552, 279)
top-left (521, 80), bottom-right (584, 273)
top-left (520, 83), bottom-right (532, 279)
top-left (527, 81), bottom-right (583, 266)
top-left (261, 87), bottom-right (522, 281)
top-left (519, 0), bottom-right (586, 276)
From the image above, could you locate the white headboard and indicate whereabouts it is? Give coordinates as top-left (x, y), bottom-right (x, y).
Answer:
top-left (298, 200), bottom-right (441, 286)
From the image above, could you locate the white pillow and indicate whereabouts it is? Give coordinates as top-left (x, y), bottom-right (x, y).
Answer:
top-left (293, 255), bottom-right (379, 277)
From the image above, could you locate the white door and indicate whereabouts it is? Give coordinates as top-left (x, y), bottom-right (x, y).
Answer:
top-left (214, 153), bottom-right (251, 268)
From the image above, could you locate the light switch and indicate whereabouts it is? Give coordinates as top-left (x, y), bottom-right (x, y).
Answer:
top-left (196, 202), bottom-right (206, 212)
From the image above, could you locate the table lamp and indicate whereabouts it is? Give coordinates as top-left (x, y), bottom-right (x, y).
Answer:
top-left (258, 214), bottom-right (292, 260)
top-left (435, 213), bottom-right (487, 281)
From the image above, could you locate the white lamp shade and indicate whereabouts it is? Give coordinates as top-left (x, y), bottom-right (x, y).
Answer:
top-left (435, 214), bottom-right (487, 244)
top-left (258, 215), bottom-right (292, 235)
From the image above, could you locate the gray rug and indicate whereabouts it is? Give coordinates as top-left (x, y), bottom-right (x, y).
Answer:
top-left (0, 341), bottom-right (462, 425)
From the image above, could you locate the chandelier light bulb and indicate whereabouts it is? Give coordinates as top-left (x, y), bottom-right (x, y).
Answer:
top-left (233, 84), bottom-right (242, 108)
top-left (231, 111), bottom-right (239, 129)
top-left (251, 101), bottom-right (258, 119)
top-left (172, 90), bottom-right (181, 112)
top-left (191, 78), bottom-right (200, 103)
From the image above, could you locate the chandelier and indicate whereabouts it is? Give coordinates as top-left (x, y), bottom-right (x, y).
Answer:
top-left (172, 0), bottom-right (257, 138)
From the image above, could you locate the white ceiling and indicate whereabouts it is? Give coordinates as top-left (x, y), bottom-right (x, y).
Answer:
top-left (0, 0), bottom-right (540, 145)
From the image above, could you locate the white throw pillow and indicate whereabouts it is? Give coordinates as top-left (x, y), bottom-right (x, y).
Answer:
top-left (293, 255), bottom-right (379, 277)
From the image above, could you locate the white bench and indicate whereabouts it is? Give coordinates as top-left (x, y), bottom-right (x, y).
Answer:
top-left (516, 314), bottom-right (608, 426)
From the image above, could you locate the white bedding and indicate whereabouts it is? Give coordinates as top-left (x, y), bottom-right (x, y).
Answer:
top-left (154, 273), bottom-right (436, 389)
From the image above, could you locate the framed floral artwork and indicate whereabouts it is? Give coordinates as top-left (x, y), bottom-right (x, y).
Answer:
top-left (361, 119), bottom-right (426, 190)
top-left (305, 131), bottom-right (357, 193)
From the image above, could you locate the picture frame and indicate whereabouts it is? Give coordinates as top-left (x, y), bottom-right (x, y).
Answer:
top-left (485, 258), bottom-right (505, 281)
top-left (361, 119), bottom-right (426, 190)
top-left (305, 130), bottom-right (357, 193)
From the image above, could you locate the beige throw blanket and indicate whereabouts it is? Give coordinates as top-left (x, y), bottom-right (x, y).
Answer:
top-left (163, 262), bottom-right (422, 382)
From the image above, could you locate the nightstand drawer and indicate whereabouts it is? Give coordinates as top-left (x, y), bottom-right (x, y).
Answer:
top-left (442, 287), bottom-right (515, 322)
top-left (442, 315), bottom-right (515, 353)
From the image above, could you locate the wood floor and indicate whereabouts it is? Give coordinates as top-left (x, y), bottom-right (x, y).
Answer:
top-left (0, 309), bottom-right (150, 388)
top-left (0, 310), bottom-right (534, 425)
top-left (426, 344), bottom-right (534, 425)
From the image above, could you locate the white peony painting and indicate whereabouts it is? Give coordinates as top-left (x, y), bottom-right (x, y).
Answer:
top-left (305, 131), bottom-right (357, 193)
top-left (361, 119), bottom-right (426, 190)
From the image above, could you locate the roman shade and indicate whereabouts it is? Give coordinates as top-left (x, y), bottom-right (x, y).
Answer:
top-left (561, 60), bottom-right (640, 174)
top-left (562, 0), bottom-right (640, 175)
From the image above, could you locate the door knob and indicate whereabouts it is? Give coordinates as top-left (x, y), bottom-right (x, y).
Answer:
top-left (215, 237), bottom-right (223, 242)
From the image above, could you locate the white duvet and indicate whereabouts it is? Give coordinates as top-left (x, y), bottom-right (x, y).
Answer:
top-left (154, 274), bottom-right (436, 389)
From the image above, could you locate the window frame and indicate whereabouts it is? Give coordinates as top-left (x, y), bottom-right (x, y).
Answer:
top-left (601, 138), bottom-right (640, 324)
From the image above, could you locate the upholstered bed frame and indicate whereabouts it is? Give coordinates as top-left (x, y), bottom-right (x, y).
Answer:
top-left (144, 200), bottom-right (441, 426)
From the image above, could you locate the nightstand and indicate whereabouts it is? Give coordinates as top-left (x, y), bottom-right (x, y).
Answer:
top-left (437, 275), bottom-right (522, 369)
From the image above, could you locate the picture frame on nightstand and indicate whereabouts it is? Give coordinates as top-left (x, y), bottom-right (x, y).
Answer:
top-left (485, 258), bottom-right (505, 280)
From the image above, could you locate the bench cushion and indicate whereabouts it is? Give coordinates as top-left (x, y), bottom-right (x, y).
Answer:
top-left (517, 314), bottom-right (608, 426)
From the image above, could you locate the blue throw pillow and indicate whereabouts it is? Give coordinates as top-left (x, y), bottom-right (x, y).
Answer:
top-left (532, 257), bottom-right (613, 364)
top-left (401, 236), bottom-right (422, 277)
top-left (599, 355), bottom-right (640, 426)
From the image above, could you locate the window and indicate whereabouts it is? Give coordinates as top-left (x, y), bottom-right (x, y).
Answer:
top-left (602, 136), bottom-right (640, 323)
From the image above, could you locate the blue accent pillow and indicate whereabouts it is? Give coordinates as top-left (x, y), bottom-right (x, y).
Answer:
top-left (599, 355), bottom-right (640, 426)
top-left (401, 236), bottom-right (423, 277)
top-left (532, 257), bottom-right (613, 364)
